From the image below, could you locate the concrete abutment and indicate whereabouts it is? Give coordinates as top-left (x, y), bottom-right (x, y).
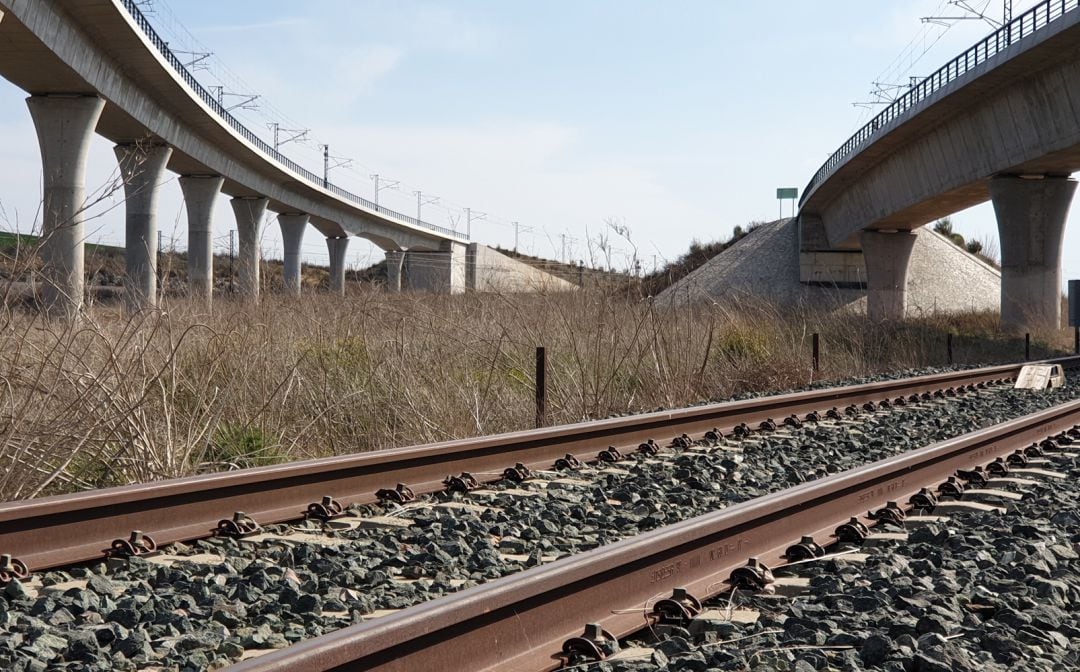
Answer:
top-left (26, 95), bottom-right (105, 319)
top-left (990, 176), bottom-right (1076, 331)
top-left (387, 242), bottom-right (467, 294)
top-left (383, 244), bottom-right (573, 293)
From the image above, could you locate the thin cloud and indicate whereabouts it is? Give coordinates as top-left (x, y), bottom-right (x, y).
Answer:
top-left (337, 45), bottom-right (405, 95)
top-left (409, 4), bottom-right (493, 54)
top-left (193, 17), bottom-right (309, 33)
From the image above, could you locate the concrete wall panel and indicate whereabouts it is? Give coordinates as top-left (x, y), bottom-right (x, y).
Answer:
top-left (402, 242), bottom-right (468, 294)
top-left (465, 245), bottom-right (576, 293)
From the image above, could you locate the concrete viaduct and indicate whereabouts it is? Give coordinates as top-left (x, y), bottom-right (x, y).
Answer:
top-left (799, 0), bottom-right (1080, 330)
top-left (0, 0), bottom-right (501, 318)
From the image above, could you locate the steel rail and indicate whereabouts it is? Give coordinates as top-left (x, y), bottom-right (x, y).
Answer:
top-left (0, 357), bottom-right (1072, 571)
top-left (226, 388), bottom-right (1080, 672)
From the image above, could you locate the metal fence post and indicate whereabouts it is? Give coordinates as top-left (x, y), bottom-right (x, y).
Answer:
top-left (812, 333), bottom-right (820, 374)
top-left (947, 333), bottom-right (953, 365)
top-left (535, 347), bottom-right (547, 428)
top-left (1025, 333), bottom-right (1031, 360)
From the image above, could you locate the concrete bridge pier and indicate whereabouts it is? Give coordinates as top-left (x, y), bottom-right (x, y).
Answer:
top-left (114, 143), bottom-right (172, 310)
top-left (991, 176), bottom-right (1076, 331)
top-left (385, 250), bottom-right (405, 291)
top-left (326, 236), bottom-right (349, 295)
top-left (860, 230), bottom-right (917, 321)
top-left (230, 196), bottom-right (268, 302)
top-left (179, 175), bottom-right (223, 306)
top-left (278, 213), bottom-right (308, 295)
top-left (26, 95), bottom-right (106, 318)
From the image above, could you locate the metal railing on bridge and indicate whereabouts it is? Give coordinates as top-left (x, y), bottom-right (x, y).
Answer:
top-left (802, 0), bottom-right (1080, 205)
top-left (118, 0), bottom-right (466, 241)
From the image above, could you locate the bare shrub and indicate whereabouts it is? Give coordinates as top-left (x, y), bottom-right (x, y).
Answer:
top-left (0, 286), bottom-right (1062, 500)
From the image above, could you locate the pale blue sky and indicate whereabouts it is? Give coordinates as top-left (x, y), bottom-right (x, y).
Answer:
top-left (0, 0), bottom-right (1073, 278)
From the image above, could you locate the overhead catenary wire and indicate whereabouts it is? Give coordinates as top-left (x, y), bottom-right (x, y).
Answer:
top-left (137, 0), bottom-right (638, 266)
top-left (142, 0), bottom-right (548, 251)
top-left (847, 0), bottom-right (1040, 136)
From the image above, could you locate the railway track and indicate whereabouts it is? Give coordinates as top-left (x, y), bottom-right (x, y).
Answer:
top-left (227, 379), bottom-right (1080, 672)
top-left (0, 357), bottom-right (1077, 671)
top-left (1, 358), bottom-right (1068, 572)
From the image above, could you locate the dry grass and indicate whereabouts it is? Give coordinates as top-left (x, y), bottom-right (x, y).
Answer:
top-left (0, 286), bottom-right (1068, 501)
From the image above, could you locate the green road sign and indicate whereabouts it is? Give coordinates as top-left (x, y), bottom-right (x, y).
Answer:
top-left (776, 187), bottom-right (798, 199)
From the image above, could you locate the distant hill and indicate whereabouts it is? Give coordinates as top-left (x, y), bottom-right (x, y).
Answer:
top-left (0, 231), bottom-right (338, 293)
top-left (0, 232), bottom-right (659, 295)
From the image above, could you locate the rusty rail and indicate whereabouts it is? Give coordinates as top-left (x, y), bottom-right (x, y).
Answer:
top-left (0, 357), bottom-right (1073, 571)
top-left (227, 388), bottom-right (1080, 672)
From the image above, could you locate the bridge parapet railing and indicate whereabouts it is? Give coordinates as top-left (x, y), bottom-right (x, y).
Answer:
top-left (802, 0), bottom-right (1079, 204)
top-left (117, 0), bottom-right (467, 241)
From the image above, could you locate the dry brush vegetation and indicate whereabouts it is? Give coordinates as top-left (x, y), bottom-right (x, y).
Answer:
top-left (0, 285), bottom-right (1066, 502)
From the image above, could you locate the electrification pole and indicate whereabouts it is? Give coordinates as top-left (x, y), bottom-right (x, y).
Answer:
top-left (370, 174), bottom-right (399, 207)
top-left (413, 191), bottom-right (438, 223)
top-left (465, 207), bottom-right (486, 240)
top-left (322, 144), bottom-right (329, 187)
top-left (229, 229), bottom-right (235, 292)
top-left (268, 122), bottom-right (308, 153)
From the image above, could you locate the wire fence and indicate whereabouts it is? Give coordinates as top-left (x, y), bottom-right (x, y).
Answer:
top-left (802, 0), bottom-right (1080, 203)
top-left (117, 0), bottom-right (466, 242)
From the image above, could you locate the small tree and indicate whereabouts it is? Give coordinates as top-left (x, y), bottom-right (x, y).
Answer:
top-left (933, 217), bottom-right (969, 249)
top-left (933, 217), bottom-right (953, 237)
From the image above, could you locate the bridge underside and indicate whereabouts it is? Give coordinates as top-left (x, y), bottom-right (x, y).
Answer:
top-left (0, 0), bottom-right (578, 313)
top-left (799, 10), bottom-right (1080, 329)
top-left (0, 0), bottom-right (452, 253)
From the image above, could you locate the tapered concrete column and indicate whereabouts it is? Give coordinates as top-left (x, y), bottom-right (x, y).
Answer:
top-left (278, 213), bottom-right (308, 295)
top-left (860, 230), bottom-right (917, 321)
top-left (326, 236), bottom-right (349, 295)
top-left (179, 175), bottom-right (224, 305)
top-left (385, 250), bottom-right (405, 292)
top-left (229, 196), bottom-right (268, 302)
top-left (991, 176), bottom-right (1076, 331)
top-left (26, 95), bottom-right (106, 318)
top-left (114, 144), bottom-right (172, 310)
